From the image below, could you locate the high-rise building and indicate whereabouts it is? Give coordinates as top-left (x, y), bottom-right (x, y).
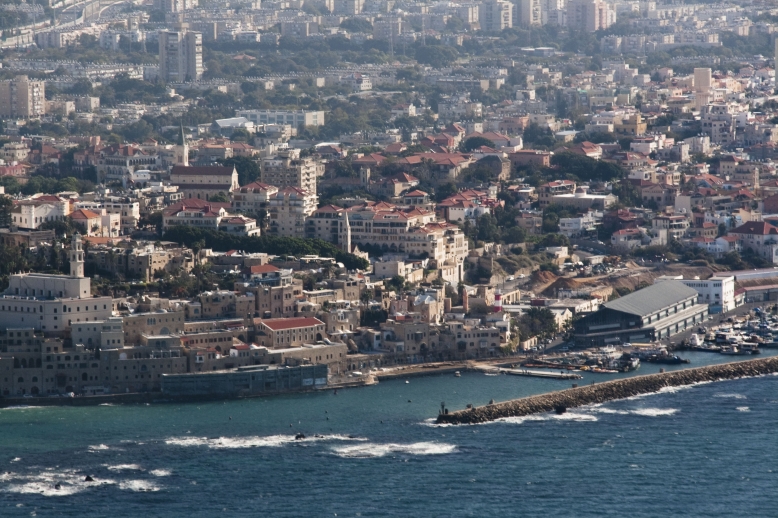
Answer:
top-left (516, 0), bottom-right (542, 26)
top-left (479, 0), bottom-right (513, 31)
top-left (260, 149), bottom-right (323, 195)
top-left (0, 75), bottom-right (46, 118)
top-left (158, 26), bottom-right (203, 83)
top-left (568, 0), bottom-right (615, 32)
top-left (333, 0), bottom-right (363, 15)
top-left (694, 67), bottom-right (712, 94)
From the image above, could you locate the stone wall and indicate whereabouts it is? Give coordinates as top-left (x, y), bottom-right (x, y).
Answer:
top-left (436, 357), bottom-right (778, 425)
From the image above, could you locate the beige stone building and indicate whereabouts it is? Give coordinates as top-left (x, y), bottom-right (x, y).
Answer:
top-left (267, 187), bottom-right (318, 238)
top-left (260, 149), bottom-right (323, 194)
top-left (253, 317), bottom-right (326, 348)
top-left (0, 76), bottom-right (45, 118)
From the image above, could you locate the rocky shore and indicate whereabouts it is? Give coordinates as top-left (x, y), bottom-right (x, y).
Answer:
top-left (436, 357), bottom-right (778, 425)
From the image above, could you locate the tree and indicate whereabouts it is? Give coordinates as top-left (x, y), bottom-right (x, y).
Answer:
top-left (218, 156), bottom-right (261, 186)
top-left (209, 192), bottom-right (230, 203)
top-left (340, 18), bottom-right (373, 33)
top-left (461, 136), bottom-right (496, 152)
top-left (0, 195), bottom-right (12, 227)
top-left (718, 223), bottom-right (727, 237)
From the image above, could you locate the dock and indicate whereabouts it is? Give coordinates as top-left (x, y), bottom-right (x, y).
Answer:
top-left (473, 364), bottom-right (582, 380)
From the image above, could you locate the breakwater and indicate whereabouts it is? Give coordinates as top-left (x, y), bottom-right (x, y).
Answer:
top-left (436, 357), bottom-right (778, 425)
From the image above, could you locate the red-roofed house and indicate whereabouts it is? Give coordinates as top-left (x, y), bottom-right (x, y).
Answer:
top-left (254, 317), bottom-right (326, 348)
top-left (729, 221), bottom-right (778, 263)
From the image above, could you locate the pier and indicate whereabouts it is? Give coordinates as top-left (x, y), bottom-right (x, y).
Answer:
top-left (472, 364), bottom-right (582, 379)
top-left (436, 357), bottom-right (778, 425)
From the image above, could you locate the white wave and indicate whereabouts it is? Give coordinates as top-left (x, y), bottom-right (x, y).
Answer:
top-left (631, 408), bottom-right (678, 417)
top-left (10, 457), bottom-right (21, 462)
top-left (493, 414), bottom-right (551, 425)
top-left (165, 434), bottom-right (366, 449)
top-left (88, 444), bottom-right (109, 451)
top-left (119, 480), bottom-right (161, 492)
top-left (552, 412), bottom-right (598, 422)
top-left (0, 406), bottom-right (44, 411)
top-left (714, 393), bottom-right (747, 399)
top-left (419, 418), bottom-right (455, 428)
top-left (736, 406), bottom-right (750, 412)
top-left (105, 464), bottom-right (142, 471)
top-left (0, 470), bottom-right (115, 497)
top-left (331, 441), bottom-right (457, 458)
top-left (149, 469), bottom-right (171, 477)
top-left (98, 403), bottom-right (116, 406)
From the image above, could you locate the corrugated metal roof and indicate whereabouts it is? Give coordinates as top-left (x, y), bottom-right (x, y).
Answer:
top-left (603, 281), bottom-right (699, 317)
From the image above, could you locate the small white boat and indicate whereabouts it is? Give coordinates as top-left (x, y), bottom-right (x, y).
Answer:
top-left (405, 380), bottom-right (410, 384)
top-left (454, 371), bottom-right (461, 377)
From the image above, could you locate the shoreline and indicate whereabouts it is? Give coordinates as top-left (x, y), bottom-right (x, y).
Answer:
top-left (435, 356), bottom-right (778, 425)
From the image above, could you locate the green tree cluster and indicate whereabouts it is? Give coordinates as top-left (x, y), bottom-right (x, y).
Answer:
top-left (162, 226), bottom-right (369, 270)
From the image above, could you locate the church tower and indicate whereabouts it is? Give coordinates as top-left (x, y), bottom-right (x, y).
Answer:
top-left (175, 124), bottom-right (189, 166)
top-left (70, 233), bottom-right (84, 278)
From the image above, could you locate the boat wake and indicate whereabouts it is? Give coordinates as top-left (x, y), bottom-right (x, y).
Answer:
top-left (331, 441), bottom-right (457, 458)
top-left (119, 479), bottom-right (161, 492)
top-left (713, 393), bottom-right (747, 399)
top-left (589, 406), bottom-right (679, 417)
top-left (164, 433), bottom-right (367, 449)
top-left (736, 406), bottom-right (750, 412)
top-left (104, 464), bottom-right (143, 471)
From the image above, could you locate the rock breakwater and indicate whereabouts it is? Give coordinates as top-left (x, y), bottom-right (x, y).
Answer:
top-left (436, 357), bottom-right (778, 425)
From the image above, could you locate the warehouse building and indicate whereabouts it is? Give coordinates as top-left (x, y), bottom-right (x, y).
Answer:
top-left (573, 281), bottom-right (708, 347)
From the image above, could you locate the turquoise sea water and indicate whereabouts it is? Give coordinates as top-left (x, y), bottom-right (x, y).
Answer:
top-left (1, 351), bottom-right (777, 517)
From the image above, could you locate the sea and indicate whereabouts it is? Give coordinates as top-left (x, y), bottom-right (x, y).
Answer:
top-left (1, 351), bottom-right (777, 517)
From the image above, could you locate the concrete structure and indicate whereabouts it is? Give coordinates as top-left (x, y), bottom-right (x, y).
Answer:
top-left (479, 0), bottom-right (512, 31)
top-left (237, 109), bottom-right (325, 127)
top-left (260, 149), bottom-right (322, 194)
top-left (160, 364), bottom-right (328, 396)
top-left (159, 28), bottom-right (203, 82)
top-left (655, 275), bottom-right (736, 314)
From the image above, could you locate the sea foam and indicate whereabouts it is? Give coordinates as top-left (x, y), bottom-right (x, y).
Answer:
top-left (165, 434), bottom-right (366, 449)
top-left (331, 441), bottom-right (457, 458)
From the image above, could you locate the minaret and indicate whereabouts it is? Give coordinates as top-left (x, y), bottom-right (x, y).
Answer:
top-left (70, 233), bottom-right (84, 278)
top-left (175, 124), bottom-right (189, 166)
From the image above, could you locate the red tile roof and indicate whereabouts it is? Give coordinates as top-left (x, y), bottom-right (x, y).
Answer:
top-left (171, 166), bottom-right (235, 176)
top-left (247, 264), bottom-right (280, 274)
top-left (729, 221), bottom-right (778, 235)
top-left (258, 317), bottom-right (324, 331)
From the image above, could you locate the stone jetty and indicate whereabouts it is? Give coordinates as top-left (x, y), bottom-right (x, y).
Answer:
top-left (436, 357), bottom-right (778, 425)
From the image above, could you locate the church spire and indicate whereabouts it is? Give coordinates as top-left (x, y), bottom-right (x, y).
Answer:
top-left (70, 233), bottom-right (84, 278)
top-left (175, 123), bottom-right (189, 166)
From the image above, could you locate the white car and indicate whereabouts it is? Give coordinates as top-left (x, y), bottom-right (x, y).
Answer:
top-left (518, 274), bottom-right (526, 279)
top-left (507, 276), bottom-right (514, 281)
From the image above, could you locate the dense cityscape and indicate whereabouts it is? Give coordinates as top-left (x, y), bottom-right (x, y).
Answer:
top-left (0, 0), bottom-right (778, 399)
top-left (3, 0), bottom-right (778, 514)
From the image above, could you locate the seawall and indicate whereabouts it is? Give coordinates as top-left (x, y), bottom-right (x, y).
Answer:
top-left (436, 357), bottom-right (778, 425)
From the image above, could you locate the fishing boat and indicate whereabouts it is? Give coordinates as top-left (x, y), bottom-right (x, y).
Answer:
top-left (720, 345), bottom-right (749, 356)
top-left (454, 371), bottom-right (461, 377)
